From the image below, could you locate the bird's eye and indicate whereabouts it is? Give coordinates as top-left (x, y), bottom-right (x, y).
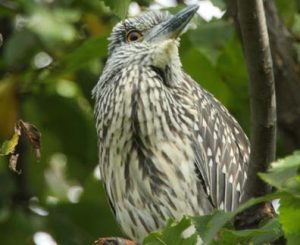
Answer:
top-left (126, 31), bottom-right (143, 42)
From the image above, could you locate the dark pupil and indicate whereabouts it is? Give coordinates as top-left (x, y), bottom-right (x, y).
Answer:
top-left (130, 32), bottom-right (139, 41)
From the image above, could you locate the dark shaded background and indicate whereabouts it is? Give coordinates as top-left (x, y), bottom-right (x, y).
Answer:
top-left (0, 0), bottom-right (299, 244)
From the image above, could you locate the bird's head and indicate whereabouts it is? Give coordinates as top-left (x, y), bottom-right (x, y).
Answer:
top-left (101, 5), bottom-right (199, 86)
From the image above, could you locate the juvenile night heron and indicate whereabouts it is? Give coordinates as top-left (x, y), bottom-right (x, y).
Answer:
top-left (93, 5), bottom-right (250, 243)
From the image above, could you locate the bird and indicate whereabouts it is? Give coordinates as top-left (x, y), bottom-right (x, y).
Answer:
top-left (93, 4), bottom-right (250, 243)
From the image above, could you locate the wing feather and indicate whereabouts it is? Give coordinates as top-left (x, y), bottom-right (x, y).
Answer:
top-left (184, 74), bottom-right (250, 211)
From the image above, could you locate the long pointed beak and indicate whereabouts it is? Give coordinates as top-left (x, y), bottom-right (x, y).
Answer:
top-left (145, 5), bottom-right (199, 43)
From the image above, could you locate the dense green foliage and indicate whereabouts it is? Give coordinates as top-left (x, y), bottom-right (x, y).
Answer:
top-left (0, 0), bottom-right (300, 244)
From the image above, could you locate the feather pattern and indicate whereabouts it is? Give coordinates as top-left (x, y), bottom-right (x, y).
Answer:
top-left (183, 74), bottom-right (250, 211)
top-left (93, 7), bottom-right (250, 243)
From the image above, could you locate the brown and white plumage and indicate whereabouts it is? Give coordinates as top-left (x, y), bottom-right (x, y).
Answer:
top-left (93, 5), bottom-right (249, 242)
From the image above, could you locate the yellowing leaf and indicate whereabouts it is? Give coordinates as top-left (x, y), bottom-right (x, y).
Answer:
top-left (0, 131), bottom-right (20, 155)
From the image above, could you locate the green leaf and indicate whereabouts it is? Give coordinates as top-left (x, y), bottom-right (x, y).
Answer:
top-left (275, 0), bottom-right (297, 27)
top-left (57, 35), bottom-right (108, 75)
top-left (144, 193), bottom-right (281, 245)
top-left (221, 228), bottom-right (263, 245)
top-left (279, 195), bottom-right (300, 245)
top-left (292, 14), bottom-right (300, 35)
top-left (193, 210), bottom-right (233, 244)
top-left (180, 45), bottom-right (231, 106)
top-left (188, 19), bottom-right (234, 64)
top-left (210, 0), bottom-right (226, 10)
top-left (3, 29), bottom-right (38, 68)
top-left (192, 192), bottom-right (281, 244)
top-left (252, 218), bottom-right (283, 245)
top-left (220, 218), bottom-right (282, 245)
top-left (144, 216), bottom-right (198, 245)
top-left (259, 151), bottom-right (300, 196)
top-left (27, 7), bottom-right (80, 44)
top-left (0, 131), bottom-right (19, 156)
top-left (217, 37), bottom-right (250, 132)
top-left (103, 0), bottom-right (130, 19)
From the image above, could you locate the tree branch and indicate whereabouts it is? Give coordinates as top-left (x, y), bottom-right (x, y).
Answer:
top-left (227, 0), bottom-right (300, 152)
top-left (237, 0), bottom-right (276, 201)
top-left (264, 1), bottom-right (300, 152)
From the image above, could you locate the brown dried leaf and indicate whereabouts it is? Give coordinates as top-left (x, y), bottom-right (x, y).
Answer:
top-left (18, 120), bottom-right (41, 160)
top-left (8, 153), bottom-right (21, 174)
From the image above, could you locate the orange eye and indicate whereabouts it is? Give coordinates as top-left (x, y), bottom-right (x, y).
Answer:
top-left (126, 31), bottom-right (143, 42)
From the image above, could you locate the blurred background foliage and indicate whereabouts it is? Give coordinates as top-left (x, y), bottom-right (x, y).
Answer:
top-left (0, 0), bottom-right (299, 244)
